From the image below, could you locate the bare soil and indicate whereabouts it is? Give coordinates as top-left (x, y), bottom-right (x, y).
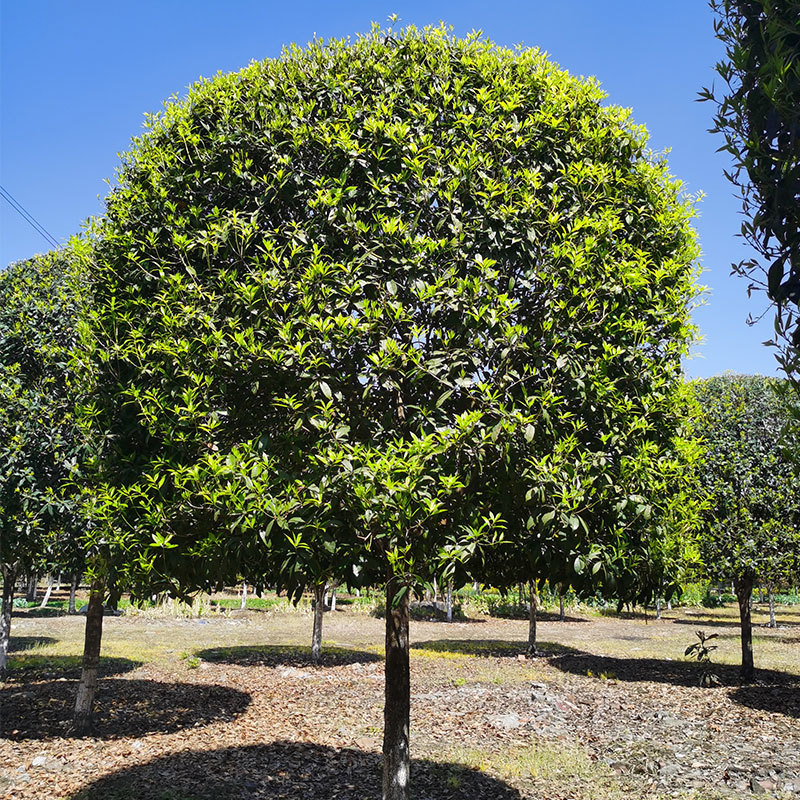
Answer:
top-left (1, 596), bottom-right (798, 799)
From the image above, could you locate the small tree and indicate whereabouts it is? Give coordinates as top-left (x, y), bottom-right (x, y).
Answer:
top-left (691, 374), bottom-right (800, 681)
top-left (82, 25), bottom-right (701, 799)
top-left (0, 249), bottom-right (88, 677)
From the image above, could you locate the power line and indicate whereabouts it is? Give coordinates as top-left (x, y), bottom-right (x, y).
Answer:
top-left (0, 184), bottom-right (60, 250)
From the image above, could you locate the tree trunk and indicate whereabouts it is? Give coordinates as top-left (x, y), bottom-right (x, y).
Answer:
top-left (311, 582), bottom-right (325, 664)
top-left (240, 581), bottom-right (247, 610)
top-left (40, 574), bottom-right (54, 608)
top-left (558, 589), bottom-right (565, 622)
top-left (73, 579), bottom-right (105, 733)
top-left (431, 577), bottom-right (437, 603)
top-left (656, 597), bottom-right (662, 620)
top-left (518, 582), bottom-right (525, 613)
top-left (667, 599), bottom-right (672, 611)
top-left (446, 580), bottom-right (453, 623)
top-left (69, 573), bottom-right (79, 614)
top-left (26, 574), bottom-right (38, 603)
top-left (383, 576), bottom-right (410, 800)
top-left (1, 565), bottom-right (16, 679)
top-left (55, 573), bottom-right (62, 592)
top-left (329, 583), bottom-right (337, 613)
top-left (735, 575), bottom-right (755, 682)
top-left (527, 583), bottom-right (538, 656)
top-left (767, 584), bottom-right (776, 628)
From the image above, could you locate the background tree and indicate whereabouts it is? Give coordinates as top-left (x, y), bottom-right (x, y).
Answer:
top-left (690, 374), bottom-right (800, 681)
top-left (0, 248), bottom-right (88, 677)
top-left (702, 1), bottom-right (800, 375)
top-left (81, 24), bottom-right (701, 799)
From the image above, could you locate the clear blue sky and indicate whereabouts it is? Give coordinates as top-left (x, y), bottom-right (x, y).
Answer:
top-left (0, 1), bottom-right (781, 379)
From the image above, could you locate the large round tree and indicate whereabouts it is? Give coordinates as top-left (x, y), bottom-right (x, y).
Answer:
top-left (81, 25), bottom-right (701, 799)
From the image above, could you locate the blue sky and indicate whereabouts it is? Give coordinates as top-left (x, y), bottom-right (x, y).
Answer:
top-left (0, 1), bottom-right (781, 379)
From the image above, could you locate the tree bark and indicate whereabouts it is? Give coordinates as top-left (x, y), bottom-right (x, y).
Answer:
top-left (1, 565), bottom-right (16, 679)
top-left (311, 582), bottom-right (325, 664)
top-left (558, 588), bottom-right (565, 622)
top-left (767, 584), bottom-right (776, 628)
top-left (383, 576), bottom-right (410, 800)
top-left (735, 574), bottom-right (755, 682)
top-left (329, 583), bottom-right (337, 613)
top-left (68, 573), bottom-right (79, 614)
top-left (73, 579), bottom-right (105, 733)
top-left (240, 581), bottom-right (248, 610)
top-left (40, 574), bottom-right (54, 608)
top-left (527, 582), bottom-right (538, 656)
top-left (655, 597), bottom-right (662, 620)
top-left (446, 580), bottom-right (453, 623)
top-left (25, 573), bottom-right (38, 603)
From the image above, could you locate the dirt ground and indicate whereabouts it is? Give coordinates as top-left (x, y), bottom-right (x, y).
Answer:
top-left (1, 596), bottom-right (799, 800)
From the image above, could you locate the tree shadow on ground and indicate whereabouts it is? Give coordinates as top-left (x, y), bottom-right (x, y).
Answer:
top-left (197, 644), bottom-right (381, 667)
top-left (5, 654), bottom-right (141, 682)
top-left (730, 684), bottom-right (800, 718)
top-left (546, 644), bottom-right (797, 689)
top-left (1, 678), bottom-right (250, 740)
top-left (68, 742), bottom-right (522, 800)
top-left (672, 611), bottom-right (800, 630)
top-left (7, 635), bottom-right (57, 652)
top-left (411, 638), bottom-right (570, 658)
top-left (16, 606), bottom-right (68, 618)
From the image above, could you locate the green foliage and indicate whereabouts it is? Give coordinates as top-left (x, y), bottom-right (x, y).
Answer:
top-left (702, 1), bottom-right (800, 370)
top-left (81, 24), bottom-right (702, 606)
top-left (0, 248), bottom-right (89, 580)
top-left (690, 374), bottom-right (800, 587)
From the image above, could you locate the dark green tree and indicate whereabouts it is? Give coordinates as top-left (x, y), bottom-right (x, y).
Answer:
top-left (702, 1), bottom-right (800, 374)
top-left (690, 374), bottom-right (800, 681)
top-left (81, 25), bottom-right (701, 799)
top-left (0, 248), bottom-right (88, 677)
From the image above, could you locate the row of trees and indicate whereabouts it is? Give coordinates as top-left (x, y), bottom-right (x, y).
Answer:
top-left (2, 19), bottom-right (799, 800)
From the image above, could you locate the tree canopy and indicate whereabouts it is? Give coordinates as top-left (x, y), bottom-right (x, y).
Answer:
top-left (80, 24), bottom-right (703, 798)
top-left (702, 1), bottom-right (800, 374)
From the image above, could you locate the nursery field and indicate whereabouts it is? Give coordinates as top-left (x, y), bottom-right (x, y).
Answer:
top-left (1, 596), bottom-right (799, 800)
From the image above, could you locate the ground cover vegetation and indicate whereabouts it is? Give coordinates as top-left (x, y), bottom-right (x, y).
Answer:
top-left (70, 23), bottom-right (704, 799)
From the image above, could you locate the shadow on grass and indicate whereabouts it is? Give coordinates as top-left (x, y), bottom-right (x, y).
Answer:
top-left (5, 654), bottom-right (142, 682)
top-left (672, 613), bottom-right (800, 630)
top-left (486, 610), bottom-right (588, 623)
top-left (197, 644), bottom-right (381, 667)
top-left (546, 644), bottom-right (797, 690)
top-left (16, 606), bottom-right (68, 618)
top-left (730, 684), bottom-right (800, 718)
top-left (411, 639), bottom-right (570, 658)
top-left (7, 636), bottom-right (57, 652)
top-left (68, 742), bottom-right (522, 800)
top-left (1, 678), bottom-right (250, 741)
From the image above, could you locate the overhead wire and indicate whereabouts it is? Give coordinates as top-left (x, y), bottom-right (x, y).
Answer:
top-left (0, 183), bottom-right (60, 250)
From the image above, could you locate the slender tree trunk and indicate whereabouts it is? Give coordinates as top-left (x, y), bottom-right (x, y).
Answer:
top-left (767, 584), bottom-right (776, 628)
top-left (55, 573), bottom-right (62, 592)
top-left (383, 576), bottom-right (410, 800)
top-left (735, 575), bottom-right (755, 683)
top-left (68, 573), bottom-right (79, 614)
top-left (527, 583), bottom-right (538, 656)
top-left (667, 599), bottom-right (672, 611)
top-left (656, 597), bottom-right (662, 620)
top-left (240, 581), bottom-right (247, 610)
top-left (446, 580), bottom-right (453, 623)
top-left (311, 582), bottom-right (325, 664)
top-left (40, 574), bottom-right (54, 608)
top-left (1, 565), bottom-right (16, 679)
top-left (73, 579), bottom-right (106, 733)
top-left (26, 574), bottom-right (38, 603)
top-left (329, 583), bottom-right (337, 613)
top-left (431, 577), bottom-right (437, 604)
top-left (558, 588), bottom-right (565, 622)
